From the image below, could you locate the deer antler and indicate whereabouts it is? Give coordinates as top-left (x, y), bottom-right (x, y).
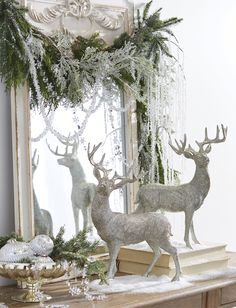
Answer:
top-left (56, 132), bottom-right (79, 155)
top-left (87, 143), bottom-right (112, 178)
top-left (112, 172), bottom-right (137, 189)
top-left (195, 124), bottom-right (228, 153)
top-left (169, 134), bottom-right (187, 155)
top-left (169, 125), bottom-right (227, 157)
top-left (46, 139), bottom-right (70, 157)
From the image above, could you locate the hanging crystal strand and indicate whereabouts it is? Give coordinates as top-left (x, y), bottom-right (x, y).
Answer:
top-left (40, 82), bottom-right (103, 143)
top-left (103, 89), bottom-right (108, 137)
top-left (31, 103), bottom-right (55, 142)
top-left (164, 58), bottom-right (173, 184)
top-left (157, 56), bottom-right (172, 185)
top-left (171, 48), bottom-right (186, 183)
top-left (178, 49), bottom-right (187, 180)
top-left (155, 71), bottom-right (161, 184)
top-left (148, 73), bottom-right (158, 183)
top-left (31, 126), bottom-right (48, 143)
top-left (146, 76), bottom-right (151, 183)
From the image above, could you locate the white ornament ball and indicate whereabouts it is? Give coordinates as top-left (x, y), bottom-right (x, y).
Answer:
top-left (29, 235), bottom-right (54, 256)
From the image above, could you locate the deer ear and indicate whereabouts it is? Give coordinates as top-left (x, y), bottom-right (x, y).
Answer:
top-left (184, 152), bottom-right (193, 159)
top-left (204, 144), bottom-right (212, 154)
top-left (93, 169), bottom-right (102, 181)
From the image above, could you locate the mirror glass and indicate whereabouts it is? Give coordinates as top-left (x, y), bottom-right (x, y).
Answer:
top-left (31, 92), bottom-right (126, 239)
top-left (26, 0), bottom-right (133, 239)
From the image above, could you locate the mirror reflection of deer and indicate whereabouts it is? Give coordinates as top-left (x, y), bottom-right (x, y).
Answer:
top-left (135, 125), bottom-right (227, 248)
top-left (47, 134), bottom-right (96, 234)
top-left (32, 149), bottom-right (53, 236)
top-left (88, 143), bottom-right (181, 281)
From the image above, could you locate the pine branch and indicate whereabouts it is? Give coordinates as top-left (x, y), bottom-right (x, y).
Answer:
top-left (49, 227), bottom-right (106, 281)
top-left (0, 233), bottom-right (23, 249)
top-left (143, 1), bottom-right (153, 21)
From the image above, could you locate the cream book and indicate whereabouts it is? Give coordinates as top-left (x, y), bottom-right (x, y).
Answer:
top-left (118, 256), bottom-right (229, 277)
top-left (118, 242), bottom-right (228, 268)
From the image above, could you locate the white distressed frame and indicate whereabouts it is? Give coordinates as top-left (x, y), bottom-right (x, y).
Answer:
top-left (11, 0), bottom-right (137, 239)
top-left (11, 85), bottom-right (34, 240)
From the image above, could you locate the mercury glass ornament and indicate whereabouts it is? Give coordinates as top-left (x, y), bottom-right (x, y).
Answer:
top-left (29, 234), bottom-right (54, 256)
top-left (0, 235), bottom-right (53, 263)
top-left (0, 240), bottom-right (34, 262)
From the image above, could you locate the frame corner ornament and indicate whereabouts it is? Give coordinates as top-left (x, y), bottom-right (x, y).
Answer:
top-left (27, 0), bottom-right (124, 31)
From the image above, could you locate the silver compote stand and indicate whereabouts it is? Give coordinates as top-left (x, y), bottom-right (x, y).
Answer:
top-left (0, 261), bottom-right (67, 303)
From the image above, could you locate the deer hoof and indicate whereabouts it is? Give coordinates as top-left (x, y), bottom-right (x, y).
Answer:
top-left (171, 274), bottom-right (180, 282)
top-left (185, 242), bottom-right (193, 249)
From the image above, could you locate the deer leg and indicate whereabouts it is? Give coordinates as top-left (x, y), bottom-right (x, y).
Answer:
top-left (190, 220), bottom-right (200, 244)
top-left (107, 242), bottom-right (121, 279)
top-left (87, 197), bottom-right (93, 234)
top-left (160, 242), bottom-right (181, 281)
top-left (72, 204), bottom-right (80, 234)
top-left (81, 205), bottom-right (88, 230)
top-left (143, 242), bottom-right (161, 277)
top-left (184, 210), bottom-right (194, 249)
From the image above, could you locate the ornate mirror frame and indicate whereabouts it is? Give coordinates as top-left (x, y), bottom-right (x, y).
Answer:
top-left (11, 0), bottom-right (137, 240)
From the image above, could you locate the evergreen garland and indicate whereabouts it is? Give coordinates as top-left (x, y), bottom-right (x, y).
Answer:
top-left (0, 0), bottom-right (29, 89)
top-left (0, 0), bottom-right (181, 110)
top-left (0, 0), bottom-right (182, 184)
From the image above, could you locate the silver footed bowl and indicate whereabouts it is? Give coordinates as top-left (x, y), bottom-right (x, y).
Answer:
top-left (0, 262), bottom-right (67, 303)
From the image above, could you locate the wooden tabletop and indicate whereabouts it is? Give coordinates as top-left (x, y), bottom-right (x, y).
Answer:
top-left (1, 252), bottom-right (236, 308)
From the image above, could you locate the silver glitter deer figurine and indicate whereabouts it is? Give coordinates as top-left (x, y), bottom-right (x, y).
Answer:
top-left (135, 124), bottom-right (227, 248)
top-left (47, 134), bottom-right (96, 234)
top-left (88, 143), bottom-right (181, 280)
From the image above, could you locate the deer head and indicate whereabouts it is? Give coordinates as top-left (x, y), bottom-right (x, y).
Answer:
top-left (169, 124), bottom-right (227, 167)
top-left (46, 133), bottom-right (79, 168)
top-left (87, 143), bottom-right (137, 196)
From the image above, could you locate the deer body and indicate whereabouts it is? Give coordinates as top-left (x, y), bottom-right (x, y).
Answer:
top-left (58, 157), bottom-right (96, 233)
top-left (34, 190), bottom-right (53, 236)
top-left (47, 135), bottom-right (95, 234)
top-left (137, 166), bottom-right (210, 212)
top-left (135, 125), bottom-right (227, 248)
top-left (88, 143), bottom-right (181, 281)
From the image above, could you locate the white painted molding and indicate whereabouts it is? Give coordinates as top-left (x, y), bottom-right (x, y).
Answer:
top-left (11, 86), bottom-right (34, 240)
top-left (27, 0), bottom-right (124, 32)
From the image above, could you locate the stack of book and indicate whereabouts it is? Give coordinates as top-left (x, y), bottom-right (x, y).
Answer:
top-left (117, 242), bottom-right (229, 277)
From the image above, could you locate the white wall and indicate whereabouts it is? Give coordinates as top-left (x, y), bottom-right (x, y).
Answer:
top-left (0, 81), bottom-right (15, 285)
top-left (156, 0), bottom-right (236, 250)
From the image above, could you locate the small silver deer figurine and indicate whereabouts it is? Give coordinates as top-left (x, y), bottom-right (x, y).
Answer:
top-left (135, 125), bottom-right (227, 248)
top-left (32, 149), bottom-right (53, 236)
top-left (88, 143), bottom-right (181, 281)
top-left (47, 134), bottom-right (96, 234)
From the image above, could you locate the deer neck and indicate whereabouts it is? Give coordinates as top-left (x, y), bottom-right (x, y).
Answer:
top-left (69, 161), bottom-right (86, 184)
top-left (191, 164), bottom-right (210, 198)
top-left (33, 189), bottom-right (41, 214)
top-left (91, 192), bottom-right (114, 232)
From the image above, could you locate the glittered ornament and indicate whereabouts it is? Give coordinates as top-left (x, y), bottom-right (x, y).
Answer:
top-left (29, 235), bottom-right (54, 256)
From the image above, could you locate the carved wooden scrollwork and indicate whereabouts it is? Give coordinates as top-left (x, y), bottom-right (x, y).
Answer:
top-left (27, 0), bottom-right (123, 31)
